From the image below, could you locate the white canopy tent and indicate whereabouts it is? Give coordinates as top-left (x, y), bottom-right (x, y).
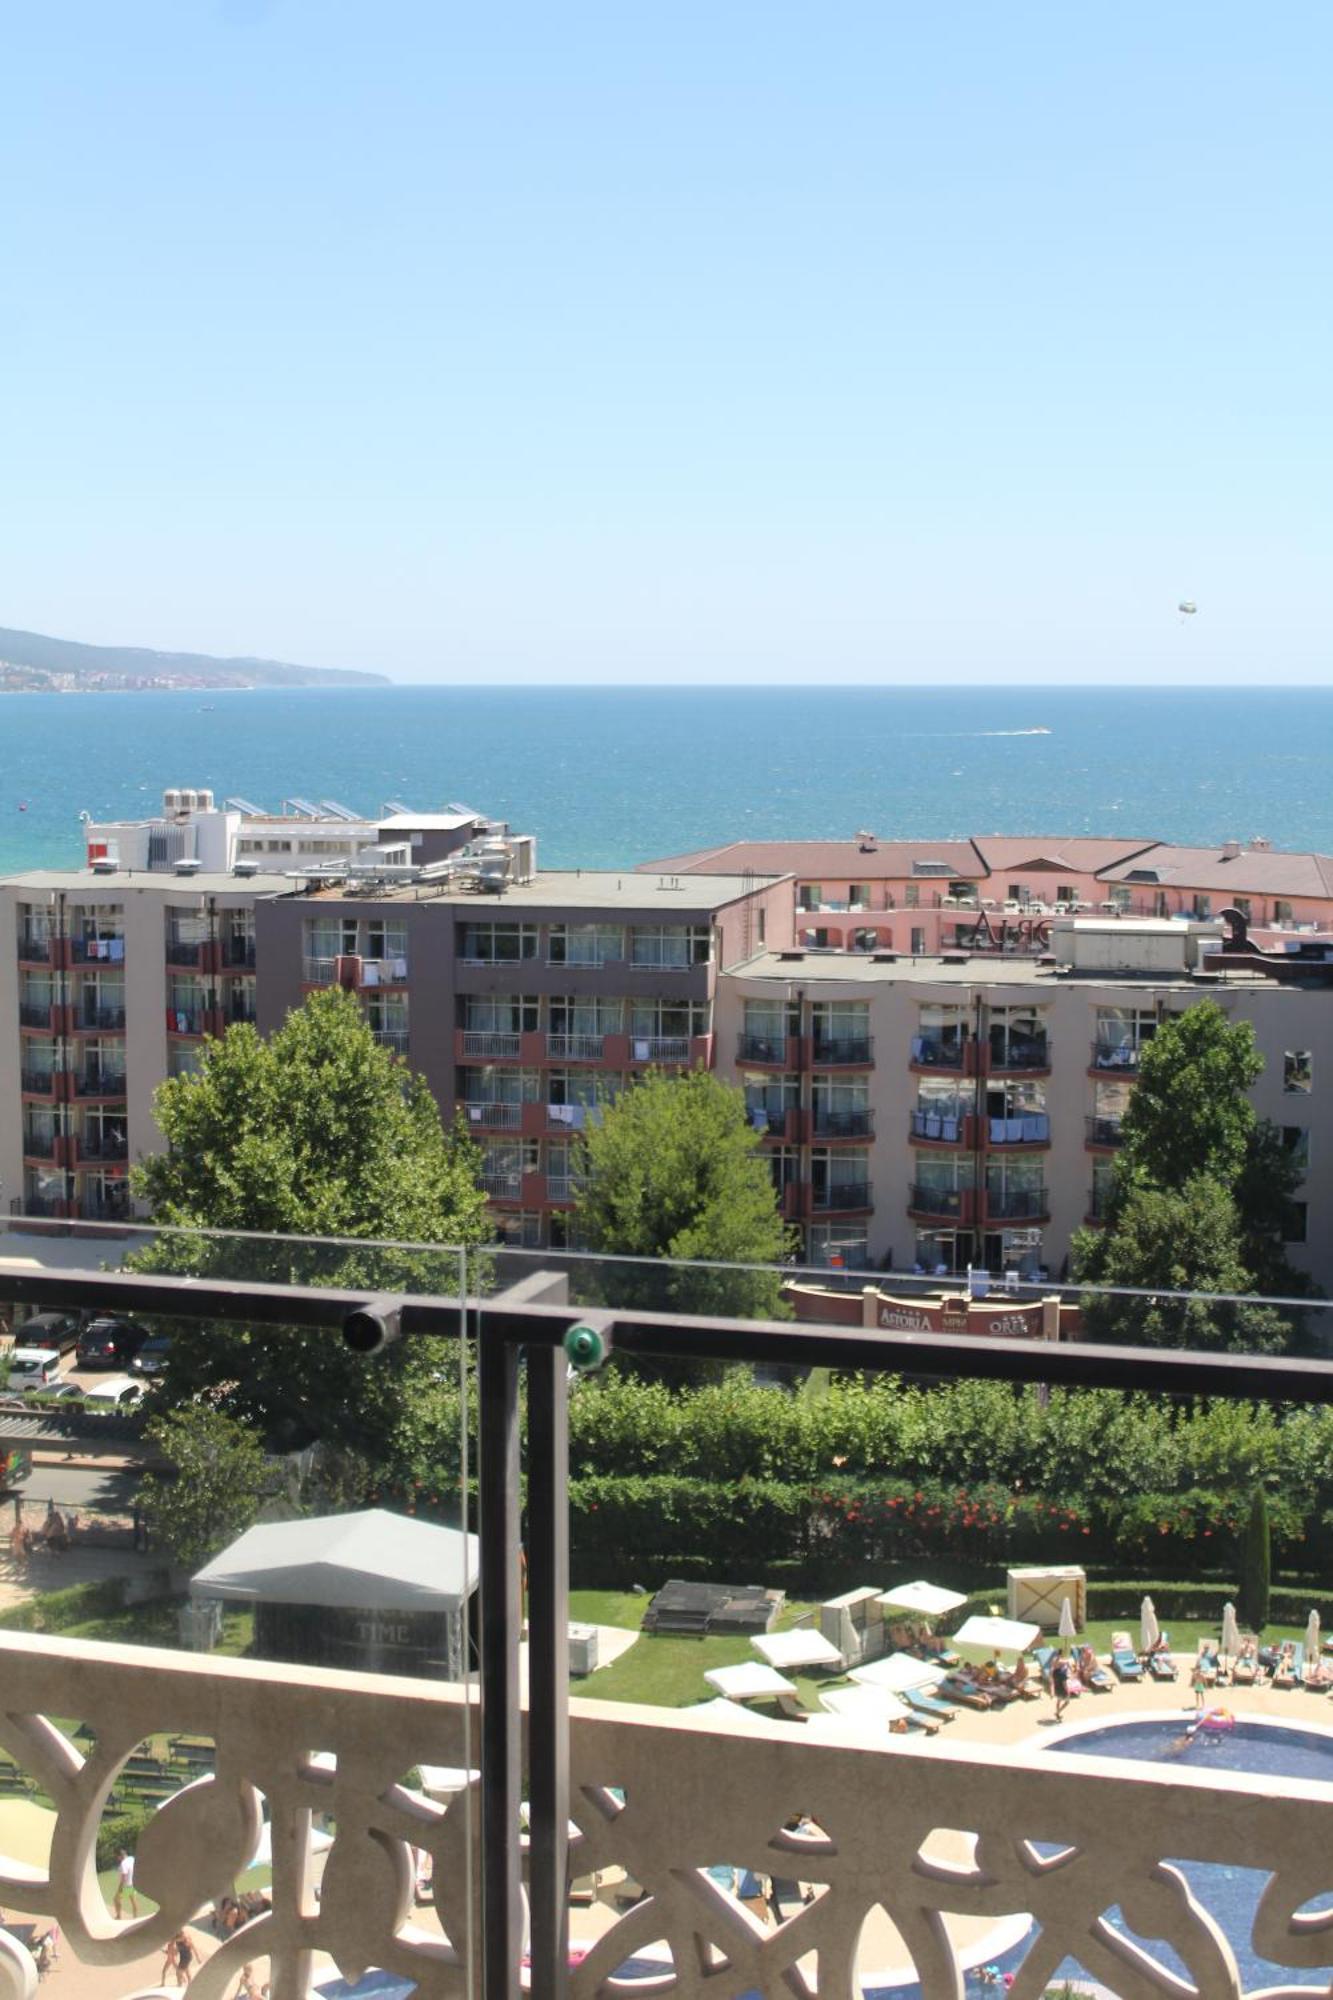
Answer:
top-left (875, 1581), bottom-right (968, 1619)
top-left (851, 1652), bottom-right (949, 1693)
top-left (952, 1614), bottom-right (1040, 1655)
top-left (705, 1662), bottom-right (799, 1703)
top-left (752, 1628), bottom-right (844, 1672)
top-left (191, 1511), bottom-right (478, 1612)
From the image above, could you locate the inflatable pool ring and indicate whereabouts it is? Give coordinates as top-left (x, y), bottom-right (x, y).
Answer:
top-left (1198, 1708), bottom-right (1235, 1732)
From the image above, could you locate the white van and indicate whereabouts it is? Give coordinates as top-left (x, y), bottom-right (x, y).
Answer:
top-left (6, 1347), bottom-right (63, 1393)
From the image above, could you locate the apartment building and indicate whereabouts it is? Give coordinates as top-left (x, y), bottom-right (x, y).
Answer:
top-left (715, 917), bottom-right (1333, 1289)
top-left (0, 870), bottom-right (282, 1222)
top-left (643, 834), bottom-right (1333, 956)
top-left (254, 869), bottom-right (794, 1245)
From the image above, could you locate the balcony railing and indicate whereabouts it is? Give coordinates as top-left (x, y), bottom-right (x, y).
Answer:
top-left (990, 1037), bottom-right (1050, 1072)
top-left (910, 1108), bottom-right (966, 1142)
top-left (987, 1112), bottom-right (1051, 1145)
top-left (167, 1011), bottom-right (204, 1037)
top-left (13, 1194), bottom-right (62, 1217)
top-left (79, 1130), bottom-right (129, 1162)
top-left (222, 936), bottom-right (257, 968)
top-left (21, 1131), bottom-right (56, 1158)
top-left (629, 1034), bottom-right (690, 1063)
top-left (225, 998), bottom-right (258, 1025)
top-left (811, 1179), bottom-right (871, 1211)
top-left (76, 1190), bottom-right (131, 1221)
top-left (372, 1027), bottom-right (410, 1053)
top-left (629, 940), bottom-right (704, 969)
top-left (302, 955), bottom-right (337, 984)
top-left (1086, 1114), bottom-right (1125, 1147)
top-left (909, 1181), bottom-right (966, 1216)
top-left (17, 933), bottom-right (52, 962)
top-left (70, 937), bottom-right (124, 964)
top-left (1091, 1038), bottom-right (1142, 1071)
top-left (462, 1030), bottom-right (522, 1060)
top-left (463, 1099), bottom-right (523, 1129)
top-left (2, 1259), bottom-right (1331, 2000)
top-left (165, 939), bottom-right (205, 966)
top-left (910, 1035), bottom-right (966, 1069)
top-left (811, 1035), bottom-right (873, 1065)
top-left (18, 1003), bottom-right (53, 1028)
top-left (75, 1069), bottom-right (126, 1097)
top-left (20, 1069), bottom-right (56, 1095)
top-left (546, 1174), bottom-right (574, 1202)
top-left (986, 1184), bottom-right (1049, 1219)
top-left (738, 1031), bottom-right (788, 1063)
top-left (812, 1107), bottom-right (873, 1138)
top-left (546, 1032), bottom-right (605, 1061)
top-left (480, 1170), bottom-right (522, 1199)
top-left (79, 1004), bottom-right (127, 1030)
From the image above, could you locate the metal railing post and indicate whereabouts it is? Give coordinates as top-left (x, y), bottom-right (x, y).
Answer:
top-left (479, 1330), bottom-right (523, 2000)
top-left (526, 1342), bottom-right (570, 1999)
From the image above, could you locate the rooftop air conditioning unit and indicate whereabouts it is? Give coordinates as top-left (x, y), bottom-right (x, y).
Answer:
top-left (174, 857), bottom-right (202, 876)
top-left (777, 950), bottom-right (805, 962)
top-left (196, 790), bottom-right (215, 812)
top-left (233, 861), bottom-right (259, 878)
top-left (91, 858), bottom-right (119, 875)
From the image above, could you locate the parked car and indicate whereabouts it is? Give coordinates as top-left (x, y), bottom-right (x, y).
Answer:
top-left (81, 1375), bottom-right (146, 1413)
top-left (5, 1347), bottom-right (64, 1393)
top-left (130, 1334), bottom-right (172, 1377)
top-left (76, 1318), bottom-right (150, 1369)
top-left (16, 1310), bottom-right (87, 1355)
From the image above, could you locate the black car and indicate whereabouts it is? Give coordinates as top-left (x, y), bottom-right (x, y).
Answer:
top-left (76, 1317), bottom-right (150, 1369)
top-left (17, 1309), bottom-right (87, 1355)
top-left (130, 1334), bottom-right (172, 1377)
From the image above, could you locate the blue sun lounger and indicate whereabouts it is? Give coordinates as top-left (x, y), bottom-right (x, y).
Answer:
top-left (903, 1685), bottom-right (957, 1723)
top-left (1111, 1642), bottom-right (1143, 1682)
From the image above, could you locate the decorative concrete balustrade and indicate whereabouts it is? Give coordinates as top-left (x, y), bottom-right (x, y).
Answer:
top-left (2, 1630), bottom-right (1333, 1998)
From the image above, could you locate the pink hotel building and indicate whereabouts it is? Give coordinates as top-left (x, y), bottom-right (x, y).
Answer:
top-left (2, 796), bottom-right (1332, 1290)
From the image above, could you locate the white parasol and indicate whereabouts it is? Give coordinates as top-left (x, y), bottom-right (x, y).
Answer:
top-left (851, 1651), bottom-right (949, 1693)
top-left (1140, 1595), bottom-right (1160, 1656)
top-left (953, 1613), bottom-right (1040, 1655)
top-left (1058, 1596), bottom-right (1078, 1643)
top-left (1220, 1602), bottom-right (1240, 1665)
top-left (876, 1580), bottom-right (968, 1618)
top-left (1306, 1609), bottom-right (1321, 1665)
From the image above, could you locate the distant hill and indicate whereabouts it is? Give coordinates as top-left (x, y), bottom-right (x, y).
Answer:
top-left (0, 624), bottom-right (388, 691)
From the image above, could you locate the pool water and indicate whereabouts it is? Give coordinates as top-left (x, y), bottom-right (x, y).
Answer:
top-left (1046, 1717), bottom-right (1333, 1992)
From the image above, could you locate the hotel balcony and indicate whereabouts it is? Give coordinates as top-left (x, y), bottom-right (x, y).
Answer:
top-left (20, 1131), bottom-right (57, 1161)
top-left (302, 956), bottom-right (337, 986)
top-left (74, 1069), bottom-right (127, 1099)
top-left (988, 1037), bottom-right (1050, 1075)
top-left (907, 1182), bottom-right (975, 1222)
top-left (479, 1170), bottom-right (522, 1200)
top-left (0, 1259), bottom-right (1327, 2000)
top-left (909, 1035), bottom-right (972, 1075)
top-left (76, 1004), bottom-right (127, 1032)
top-left (909, 1108), bottom-right (971, 1146)
top-left (810, 1178), bottom-right (872, 1213)
top-left (166, 939), bottom-right (206, 968)
top-left (811, 1107), bottom-right (873, 1140)
top-left (737, 1031), bottom-right (799, 1067)
top-left (18, 1003), bottom-right (57, 1030)
top-left (1086, 1114), bottom-right (1125, 1149)
top-left (19, 1069), bottom-right (58, 1097)
top-left (984, 1185), bottom-right (1050, 1222)
top-left (16, 932), bottom-right (53, 964)
top-left (546, 1033), bottom-right (605, 1062)
top-left (1090, 1039), bottom-right (1142, 1074)
top-left (372, 1027), bottom-right (410, 1055)
top-left (628, 1034), bottom-right (691, 1064)
top-left (462, 1100), bottom-right (524, 1132)
top-left (222, 936), bottom-right (257, 968)
top-left (76, 1129), bottom-right (130, 1164)
top-left (750, 1105), bottom-right (802, 1142)
top-left (69, 937), bottom-right (125, 965)
top-left (457, 1029), bottom-right (522, 1062)
top-left (810, 1035), bottom-right (873, 1068)
top-left (985, 1113), bottom-right (1051, 1147)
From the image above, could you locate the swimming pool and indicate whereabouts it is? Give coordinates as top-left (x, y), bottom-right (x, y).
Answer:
top-left (1045, 1713), bottom-right (1333, 1992)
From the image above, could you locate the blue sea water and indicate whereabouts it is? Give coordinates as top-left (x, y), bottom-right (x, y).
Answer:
top-left (0, 683), bottom-right (1331, 877)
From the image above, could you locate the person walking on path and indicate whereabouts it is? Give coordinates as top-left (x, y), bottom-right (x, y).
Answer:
top-left (172, 1928), bottom-right (199, 1986)
top-left (1193, 1665), bottom-right (1208, 1715)
top-left (1051, 1652), bottom-right (1070, 1722)
top-left (113, 1848), bottom-right (138, 1919)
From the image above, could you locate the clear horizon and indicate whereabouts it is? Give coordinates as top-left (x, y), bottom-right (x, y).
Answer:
top-left (2, 3), bottom-right (1329, 687)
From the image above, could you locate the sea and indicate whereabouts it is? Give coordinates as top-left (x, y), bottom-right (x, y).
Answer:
top-left (0, 683), bottom-right (1329, 876)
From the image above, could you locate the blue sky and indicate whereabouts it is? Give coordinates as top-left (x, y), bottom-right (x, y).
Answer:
top-left (0, 2), bottom-right (1328, 684)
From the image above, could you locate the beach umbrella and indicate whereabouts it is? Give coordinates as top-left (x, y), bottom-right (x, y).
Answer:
top-left (953, 1613), bottom-right (1040, 1656)
top-left (1140, 1596), bottom-right (1160, 1656)
top-left (876, 1581), bottom-right (968, 1619)
top-left (1058, 1596), bottom-right (1078, 1644)
top-left (1221, 1602), bottom-right (1240, 1665)
top-left (1307, 1609), bottom-right (1321, 1664)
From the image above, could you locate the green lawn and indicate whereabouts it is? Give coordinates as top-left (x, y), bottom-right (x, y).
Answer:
top-left (571, 1601), bottom-right (1325, 1712)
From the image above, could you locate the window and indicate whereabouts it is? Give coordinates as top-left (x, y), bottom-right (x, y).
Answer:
top-left (741, 999), bottom-right (797, 1058)
top-left (910, 927), bottom-right (925, 954)
top-left (629, 924), bottom-right (709, 968)
top-left (1286, 1202), bottom-right (1308, 1244)
top-left (1192, 894), bottom-right (1212, 919)
top-left (1057, 883), bottom-right (1076, 904)
top-left (366, 921), bottom-right (408, 961)
top-left (1232, 896), bottom-right (1252, 922)
top-left (848, 883), bottom-right (872, 907)
top-left (757, 908), bottom-right (766, 944)
top-left (548, 922), bottom-right (625, 966)
top-left (629, 998), bottom-right (706, 1038)
top-left (1283, 1126), bottom-right (1310, 1175)
top-left (905, 882), bottom-right (920, 909)
top-left (1109, 885), bottom-right (1131, 911)
top-left (1284, 1051), bottom-right (1313, 1094)
top-left (1275, 900), bottom-right (1294, 924)
top-left (459, 921), bottom-right (538, 964)
top-left (462, 996), bottom-right (539, 1034)
top-left (1007, 883), bottom-right (1030, 905)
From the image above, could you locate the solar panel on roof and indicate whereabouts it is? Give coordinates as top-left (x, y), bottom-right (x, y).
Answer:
top-left (225, 797), bottom-right (266, 816)
top-left (319, 800), bottom-right (361, 821)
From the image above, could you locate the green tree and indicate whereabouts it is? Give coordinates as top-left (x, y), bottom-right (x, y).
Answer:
top-left (1115, 1001), bottom-right (1261, 1198)
top-left (137, 1405), bottom-right (272, 1569)
top-left (573, 1069), bottom-right (795, 1319)
top-left (1073, 1177), bottom-right (1288, 1353)
top-left (131, 987), bottom-right (491, 1466)
top-left (1237, 1486), bottom-right (1271, 1632)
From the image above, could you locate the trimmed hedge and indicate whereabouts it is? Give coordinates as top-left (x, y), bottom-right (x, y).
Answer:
top-left (95, 1804), bottom-right (154, 1873)
top-left (0, 1576), bottom-right (128, 1633)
